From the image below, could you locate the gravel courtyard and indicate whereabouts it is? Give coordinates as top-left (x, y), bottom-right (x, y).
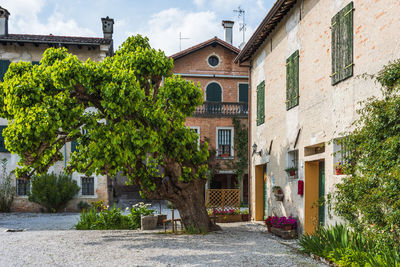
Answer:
top-left (0, 213), bottom-right (324, 267)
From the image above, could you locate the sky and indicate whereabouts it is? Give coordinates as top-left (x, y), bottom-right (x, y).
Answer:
top-left (0, 0), bottom-right (275, 56)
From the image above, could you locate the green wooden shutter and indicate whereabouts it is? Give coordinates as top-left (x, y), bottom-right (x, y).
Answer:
top-left (239, 83), bottom-right (248, 103)
top-left (331, 2), bottom-right (353, 85)
top-left (32, 61), bottom-right (40, 65)
top-left (286, 50), bottom-right (299, 110)
top-left (341, 2), bottom-right (354, 81)
top-left (0, 60), bottom-right (10, 82)
top-left (256, 81), bottom-right (265, 126)
top-left (206, 82), bottom-right (222, 102)
top-left (0, 126), bottom-right (8, 153)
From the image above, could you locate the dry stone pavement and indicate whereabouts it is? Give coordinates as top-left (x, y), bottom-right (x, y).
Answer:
top-left (0, 213), bottom-right (325, 266)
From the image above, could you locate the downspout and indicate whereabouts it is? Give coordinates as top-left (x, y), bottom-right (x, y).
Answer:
top-left (247, 61), bottom-right (253, 221)
top-left (64, 144), bottom-right (67, 169)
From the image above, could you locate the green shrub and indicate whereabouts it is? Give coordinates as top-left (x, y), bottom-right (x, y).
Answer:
top-left (0, 159), bottom-right (15, 212)
top-left (77, 201), bottom-right (90, 211)
top-left (299, 224), bottom-right (400, 266)
top-left (76, 202), bottom-right (154, 230)
top-left (28, 173), bottom-right (80, 212)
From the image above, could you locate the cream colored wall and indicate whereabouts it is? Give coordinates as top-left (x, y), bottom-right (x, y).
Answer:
top-left (0, 42), bottom-right (110, 211)
top-left (250, 0), bottom-right (400, 231)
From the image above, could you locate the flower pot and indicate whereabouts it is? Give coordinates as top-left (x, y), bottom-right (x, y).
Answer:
top-left (289, 170), bottom-right (296, 176)
top-left (267, 225), bottom-right (272, 232)
top-left (220, 153), bottom-right (230, 157)
top-left (335, 168), bottom-right (343, 175)
top-left (141, 215), bottom-right (158, 230)
top-left (275, 193), bottom-right (284, 201)
top-left (283, 225), bottom-right (292, 231)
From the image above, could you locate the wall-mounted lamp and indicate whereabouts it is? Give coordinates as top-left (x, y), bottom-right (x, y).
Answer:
top-left (252, 143), bottom-right (262, 156)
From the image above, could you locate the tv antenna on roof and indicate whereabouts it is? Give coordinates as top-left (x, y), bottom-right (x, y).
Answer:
top-left (179, 32), bottom-right (190, 51)
top-left (233, 6), bottom-right (246, 44)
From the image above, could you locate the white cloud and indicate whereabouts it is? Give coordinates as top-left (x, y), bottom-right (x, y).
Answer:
top-left (1, 0), bottom-right (96, 37)
top-left (135, 8), bottom-right (220, 56)
top-left (193, 0), bottom-right (206, 7)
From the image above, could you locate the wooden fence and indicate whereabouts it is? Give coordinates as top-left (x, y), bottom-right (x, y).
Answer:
top-left (205, 189), bottom-right (240, 210)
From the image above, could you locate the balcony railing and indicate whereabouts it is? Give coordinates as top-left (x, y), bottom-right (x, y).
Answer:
top-left (193, 102), bottom-right (248, 118)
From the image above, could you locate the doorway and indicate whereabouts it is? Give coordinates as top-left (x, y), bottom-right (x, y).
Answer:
top-left (304, 160), bottom-right (325, 234)
top-left (255, 164), bottom-right (267, 221)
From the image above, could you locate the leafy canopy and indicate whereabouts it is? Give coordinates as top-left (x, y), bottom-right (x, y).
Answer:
top-left (0, 35), bottom-right (209, 194)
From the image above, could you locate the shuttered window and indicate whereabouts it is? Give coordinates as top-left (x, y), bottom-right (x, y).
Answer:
top-left (217, 129), bottom-right (232, 157)
top-left (0, 126), bottom-right (9, 153)
top-left (32, 61), bottom-right (40, 65)
top-left (206, 82), bottom-right (222, 102)
top-left (331, 2), bottom-right (354, 85)
top-left (256, 81), bottom-right (265, 126)
top-left (0, 60), bottom-right (10, 82)
top-left (286, 50), bottom-right (299, 110)
top-left (239, 83), bottom-right (248, 103)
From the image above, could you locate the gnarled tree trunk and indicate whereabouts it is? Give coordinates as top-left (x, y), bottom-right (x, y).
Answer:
top-left (146, 176), bottom-right (221, 232)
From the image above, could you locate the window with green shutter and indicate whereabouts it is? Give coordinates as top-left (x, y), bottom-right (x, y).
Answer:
top-left (331, 2), bottom-right (354, 85)
top-left (206, 82), bottom-right (222, 102)
top-left (0, 60), bottom-right (10, 82)
top-left (239, 83), bottom-right (248, 103)
top-left (32, 61), bottom-right (40, 65)
top-left (0, 126), bottom-right (9, 153)
top-left (286, 50), bottom-right (299, 110)
top-left (71, 140), bottom-right (78, 153)
top-left (256, 81), bottom-right (265, 126)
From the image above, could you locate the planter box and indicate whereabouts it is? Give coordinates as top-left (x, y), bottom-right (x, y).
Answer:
top-left (210, 214), bottom-right (242, 223)
top-left (141, 215), bottom-right (158, 230)
top-left (271, 226), bottom-right (297, 239)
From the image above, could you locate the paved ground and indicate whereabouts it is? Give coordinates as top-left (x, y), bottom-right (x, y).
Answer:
top-left (0, 213), bottom-right (324, 267)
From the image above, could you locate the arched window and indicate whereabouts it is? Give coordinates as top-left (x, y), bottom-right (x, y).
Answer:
top-left (206, 82), bottom-right (222, 102)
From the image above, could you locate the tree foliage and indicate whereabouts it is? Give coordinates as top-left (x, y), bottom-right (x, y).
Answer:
top-left (0, 35), bottom-right (217, 231)
top-left (333, 59), bottom-right (400, 246)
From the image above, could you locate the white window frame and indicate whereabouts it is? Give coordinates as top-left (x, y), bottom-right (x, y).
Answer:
top-left (216, 126), bottom-right (234, 158)
top-left (286, 149), bottom-right (299, 180)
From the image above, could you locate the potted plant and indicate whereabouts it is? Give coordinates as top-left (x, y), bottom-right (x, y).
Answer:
top-left (265, 216), bottom-right (277, 232)
top-left (272, 186), bottom-right (284, 201)
top-left (284, 166), bottom-right (297, 176)
top-left (241, 209), bottom-right (249, 221)
top-left (334, 162), bottom-right (343, 175)
top-left (208, 208), bottom-right (242, 223)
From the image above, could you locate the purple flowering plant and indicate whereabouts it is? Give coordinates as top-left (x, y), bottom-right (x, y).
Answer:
top-left (265, 216), bottom-right (297, 229)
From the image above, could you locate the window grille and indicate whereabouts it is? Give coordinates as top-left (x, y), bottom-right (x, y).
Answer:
top-left (217, 129), bottom-right (232, 157)
top-left (17, 179), bottom-right (30, 196)
top-left (81, 177), bottom-right (94, 196)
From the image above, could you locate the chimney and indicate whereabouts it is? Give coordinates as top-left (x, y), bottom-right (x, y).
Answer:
top-left (101, 16), bottom-right (114, 39)
top-left (0, 6), bottom-right (10, 36)
top-left (222, 20), bottom-right (234, 45)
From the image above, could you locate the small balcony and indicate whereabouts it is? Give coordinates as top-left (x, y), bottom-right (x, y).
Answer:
top-left (193, 102), bottom-right (248, 118)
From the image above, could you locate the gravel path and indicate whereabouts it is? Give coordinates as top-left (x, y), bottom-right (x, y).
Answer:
top-left (0, 214), bottom-right (324, 267)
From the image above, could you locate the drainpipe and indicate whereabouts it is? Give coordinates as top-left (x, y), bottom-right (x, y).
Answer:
top-left (247, 61), bottom-right (252, 221)
top-left (64, 144), bottom-right (67, 169)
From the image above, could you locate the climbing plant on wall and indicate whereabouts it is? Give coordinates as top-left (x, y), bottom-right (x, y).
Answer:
top-left (333, 58), bottom-right (400, 246)
top-left (229, 118), bottom-right (248, 185)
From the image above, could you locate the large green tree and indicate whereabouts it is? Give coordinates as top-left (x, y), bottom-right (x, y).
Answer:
top-left (0, 35), bottom-right (219, 231)
top-left (333, 59), bottom-right (400, 245)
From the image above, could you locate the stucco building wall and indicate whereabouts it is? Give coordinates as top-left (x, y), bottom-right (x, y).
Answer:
top-left (0, 43), bottom-right (111, 212)
top-left (249, 0), bottom-right (400, 232)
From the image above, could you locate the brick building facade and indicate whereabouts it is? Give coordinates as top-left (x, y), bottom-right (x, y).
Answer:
top-left (171, 22), bottom-right (250, 203)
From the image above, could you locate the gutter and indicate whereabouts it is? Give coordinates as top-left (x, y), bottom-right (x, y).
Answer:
top-left (174, 73), bottom-right (248, 79)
